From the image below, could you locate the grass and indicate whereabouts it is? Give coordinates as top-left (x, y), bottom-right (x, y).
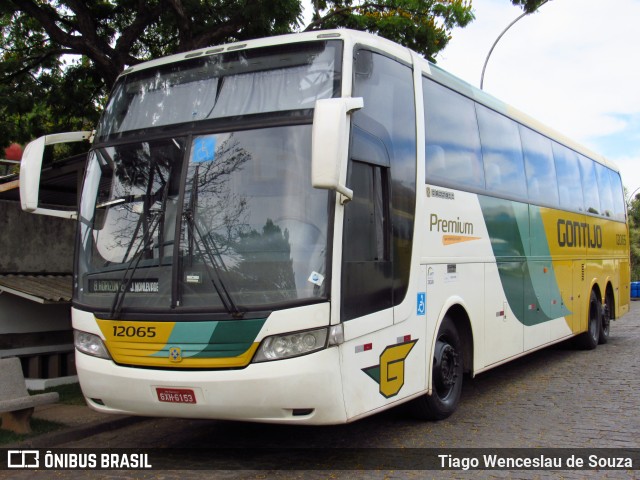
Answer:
top-left (41, 382), bottom-right (86, 406)
top-left (0, 382), bottom-right (86, 445)
top-left (0, 418), bottom-right (64, 445)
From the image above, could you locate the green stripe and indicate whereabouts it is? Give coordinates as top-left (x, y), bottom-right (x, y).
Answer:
top-left (480, 196), bottom-right (571, 326)
top-left (151, 318), bottom-right (266, 359)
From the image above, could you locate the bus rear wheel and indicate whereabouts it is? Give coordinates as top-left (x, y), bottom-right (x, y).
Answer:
top-left (599, 290), bottom-right (613, 344)
top-left (575, 290), bottom-right (600, 350)
top-left (411, 316), bottom-right (463, 421)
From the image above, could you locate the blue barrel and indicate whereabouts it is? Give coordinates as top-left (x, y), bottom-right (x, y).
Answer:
top-left (632, 282), bottom-right (639, 299)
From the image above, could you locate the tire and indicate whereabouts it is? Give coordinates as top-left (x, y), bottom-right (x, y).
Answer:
top-left (411, 316), bottom-right (463, 420)
top-left (575, 290), bottom-right (600, 350)
top-left (599, 291), bottom-right (613, 344)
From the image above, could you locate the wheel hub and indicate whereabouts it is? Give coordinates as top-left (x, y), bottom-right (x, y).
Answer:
top-left (434, 341), bottom-right (459, 391)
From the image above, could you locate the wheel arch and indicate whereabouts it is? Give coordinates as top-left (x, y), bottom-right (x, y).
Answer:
top-left (590, 280), bottom-right (603, 303)
top-left (604, 281), bottom-right (616, 319)
top-left (437, 303), bottom-right (474, 375)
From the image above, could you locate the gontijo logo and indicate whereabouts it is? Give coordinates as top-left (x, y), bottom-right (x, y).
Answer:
top-left (556, 219), bottom-right (602, 249)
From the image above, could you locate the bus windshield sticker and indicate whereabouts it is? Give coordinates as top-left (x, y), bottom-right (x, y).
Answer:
top-left (308, 271), bottom-right (325, 286)
top-left (191, 136), bottom-right (217, 163)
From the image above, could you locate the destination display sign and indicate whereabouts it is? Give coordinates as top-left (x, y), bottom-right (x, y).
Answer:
top-left (89, 279), bottom-right (160, 293)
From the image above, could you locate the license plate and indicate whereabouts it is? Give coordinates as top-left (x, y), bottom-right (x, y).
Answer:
top-left (156, 387), bottom-right (196, 404)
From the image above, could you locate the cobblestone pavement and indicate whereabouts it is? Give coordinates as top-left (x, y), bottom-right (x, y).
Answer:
top-left (3, 302), bottom-right (639, 479)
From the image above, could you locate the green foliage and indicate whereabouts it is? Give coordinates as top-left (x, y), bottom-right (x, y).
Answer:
top-left (0, 6), bottom-right (101, 148)
top-left (628, 193), bottom-right (640, 281)
top-left (0, 0), bottom-right (304, 149)
top-left (1, 0), bottom-right (540, 149)
top-left (510, 0), bottom-right (547, 14)
top-left (307, 1), bottom-right (474, 62)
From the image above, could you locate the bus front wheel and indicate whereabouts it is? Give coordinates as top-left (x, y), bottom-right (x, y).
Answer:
top-left (411, 316), bottom-right (463, 421)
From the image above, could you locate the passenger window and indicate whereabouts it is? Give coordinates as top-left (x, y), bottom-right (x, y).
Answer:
top-left (519, 126), bottom-right (559, 206)
top-left (594, 162), bottom-right (614, 217)
top-left (552, 143), bottom-right (584, 212)
top-left (609, 170), bottom-right (626, 221)
top-left (578, 154), bottom-right (600, 214)
top-left (476, 104), bottom-right (526, 199)
top-left (423, 79), bottom-right (484, 189)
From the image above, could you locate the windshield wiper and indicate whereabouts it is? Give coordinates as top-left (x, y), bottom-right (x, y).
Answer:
top-left (182, 166), bottom-right (243, 318)
top-left (108, 210), bottom-right (162, 319)
top-left (96, 194), bottom-right (144, 209)
top-left (108, 162), bottom-right (172, 319)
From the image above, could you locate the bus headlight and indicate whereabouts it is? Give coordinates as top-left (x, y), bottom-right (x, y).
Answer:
top-left (74, 330), bottom-right (112, 360)
top-left (253, 327), bottom-right (328, 362)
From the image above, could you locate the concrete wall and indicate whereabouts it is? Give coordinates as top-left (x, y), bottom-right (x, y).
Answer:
top-left (0, 293), bottom-right (71, 334)
top-left (0, 200), bottom-right (75, 273)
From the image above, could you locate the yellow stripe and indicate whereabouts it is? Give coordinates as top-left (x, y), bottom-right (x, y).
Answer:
top-left (109, 342), bottom-right (260, 368)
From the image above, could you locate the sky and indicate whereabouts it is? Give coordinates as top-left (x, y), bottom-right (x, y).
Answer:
top-left (302, 0), bottom-right (640, 196)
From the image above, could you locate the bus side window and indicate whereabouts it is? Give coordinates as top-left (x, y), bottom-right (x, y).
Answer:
top-left (609, 170), bottom-right (626, 221)
top-left (552, 143), bottom-right (584, 212)
top-left (578, 154), bottom-right (601, 215)
top-left (423, 78), bottom-right (484, 190)
top-left (594, 162), bottom-right (614, 218)
top-left (519, 126), bottom-right (560, 207)
top-left (476, 103), bottom-right (526, 199)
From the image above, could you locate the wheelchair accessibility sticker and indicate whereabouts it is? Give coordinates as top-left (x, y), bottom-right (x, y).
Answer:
top-left (417, 292), bottom-right (426, 316)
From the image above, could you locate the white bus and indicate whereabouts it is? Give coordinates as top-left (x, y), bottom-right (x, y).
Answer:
top-left (20, 29), bottom-right (630, 424)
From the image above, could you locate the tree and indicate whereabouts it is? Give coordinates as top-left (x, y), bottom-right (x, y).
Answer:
top-left (306, 1), bottom-right (474, 62)
top-left (0, 1), bottom-right (540, 148)
top-left (1, 0), bottom-right (304, 148)
top-left (510, 0), bottom-right (547, 13)
top-left (627, 191), bottom-right (640, 281)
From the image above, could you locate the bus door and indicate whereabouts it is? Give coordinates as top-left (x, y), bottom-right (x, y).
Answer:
top-left (338, 48), bottom-right (422, 419)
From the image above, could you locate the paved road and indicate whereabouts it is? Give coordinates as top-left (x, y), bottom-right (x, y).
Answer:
top-left (4, 303), bottom-right (639, 479)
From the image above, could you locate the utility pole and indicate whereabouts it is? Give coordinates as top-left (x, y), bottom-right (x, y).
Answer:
top-left (480, 0), bottom-right (551, 90)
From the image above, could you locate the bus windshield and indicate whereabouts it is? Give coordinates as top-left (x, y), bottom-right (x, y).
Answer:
top-left (95, 41), bottom-right (341, 141)
top-left (75, 40), bottom-right (341, 317)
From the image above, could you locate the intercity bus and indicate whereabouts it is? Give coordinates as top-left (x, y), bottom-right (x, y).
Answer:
top-left (20, 29), bottom-right (630, 424)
